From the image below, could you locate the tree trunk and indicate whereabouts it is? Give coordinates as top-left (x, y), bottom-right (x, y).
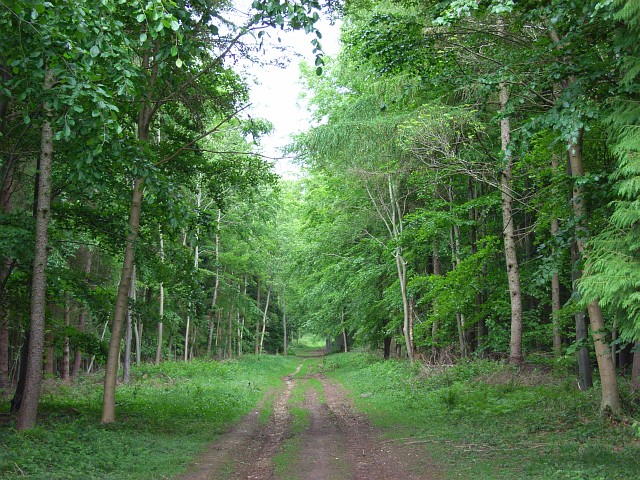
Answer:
top-left (498, 60), bottom-right (524, 365)
top-left (87, 320), bottom-right (108, 374)
top-left (0, 147), bottom-right (18, 395)
top-left (0, 316), bottom-right (9, 398)
top-left (282, 286), bottom-right (287, 356)
top-left (449, 211), bottom-right (467, 358)
top-left (10, 333), bottom-right (29, 413)
top-left (568, 130), bottom-right (619, 413)
top-left (102, 178), bottom-right (144, 423)
top-left (259, 288), bottom-right (270, 355)
top-left (207, 210), bottom-right (221, 357)
top-left (156, 228), bottom-right (165, 365)
top-left (72, 247), bottom-right (92, 378)
top-left (17, 70), bottom-right (55, 430)
top-left (431, 242), bottom-right (441, 346)
top-left (227, 308), bottom-right (233, 358)
top-left (396, 252), bottom-right (413, 365)
top-left (134, 320), bottom-right (142, 366)
top-left (44, 329), bottom-right (55, 376)
top-left (383, 336), bottom-right (391, 360)
top-left (631, 342), bottom-right (640, 394)
top-left (255, 277), bottom-right (261, 355)
top-left (184, 313), bottom-right (190, 362)
top-left (123, 265), bottom-right (136, 384)
top-left (215, 311), bottom-right (222, 358)
top-left (61, 293), bottom-right (70, 382)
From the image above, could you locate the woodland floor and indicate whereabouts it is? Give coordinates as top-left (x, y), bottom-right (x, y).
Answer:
top-left (177, 351), bottom-right (441, 480)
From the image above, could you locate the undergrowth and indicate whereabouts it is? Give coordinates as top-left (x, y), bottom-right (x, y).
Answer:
top-left (0, 355), bottom-right (298, 480)
top-left (318, 353), bottom-right (640, 480)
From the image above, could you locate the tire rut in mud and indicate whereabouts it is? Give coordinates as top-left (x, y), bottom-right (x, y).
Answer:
top-left (177, 364), bottom-right (441, 480)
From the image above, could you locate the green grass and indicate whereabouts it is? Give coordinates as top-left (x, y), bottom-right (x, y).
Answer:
top-left (0, 355), bottom-right (298, 480)
top-left (318, 353), bottom-right (640, 480)
top-left (272, 373), bottom-right (311, 480)
top-left (289, 334), bottom-right (326, 356)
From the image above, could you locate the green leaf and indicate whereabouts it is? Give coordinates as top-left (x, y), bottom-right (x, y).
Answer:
top-left (171, 20), bottom-right (179, 31)
top-left (175, 58), bottom-right (183, 68)
top-left (90, 45), bottom-right (100, 58)
top-left (140, 33), bottom-right (148, 42)
top-left (136, 13), bottom-right (145, 22)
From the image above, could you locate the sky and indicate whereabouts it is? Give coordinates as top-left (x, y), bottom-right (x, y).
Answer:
top-left (237, 6), bottom-right (342, 178)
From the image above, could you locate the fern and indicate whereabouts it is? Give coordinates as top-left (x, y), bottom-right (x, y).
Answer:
top-left (580, 0), bottom-right (640, 337)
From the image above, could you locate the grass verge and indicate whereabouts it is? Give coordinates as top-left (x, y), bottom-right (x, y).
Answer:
top-left (0, 355), bottom-right (298, 480)
top-left (317, 352), bottom-right (640, 480)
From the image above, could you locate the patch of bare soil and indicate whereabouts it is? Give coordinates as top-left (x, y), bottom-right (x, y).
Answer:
top-left (319, 376), bottom-right (441, 480)
top-left (177, 365), bottom-right (441, 480)
top-left (177, 366), bottom-right (299, 480)
top-left (293, 382), bottom-right (349, 480)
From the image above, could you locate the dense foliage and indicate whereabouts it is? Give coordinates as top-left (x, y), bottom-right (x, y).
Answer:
top-left (0, 0), bottom-right (638, 441)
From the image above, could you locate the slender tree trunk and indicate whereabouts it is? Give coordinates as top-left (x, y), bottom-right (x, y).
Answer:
top-left (102, 178), bottom-right (144, 423)
top-left (156, 228), bottom-right (164, 365)
top-left (259, 288), bottom-right (270, 355)
top-left (72, 247), bottom-right (92, 378)
top-left (340, 309), bottom-right (348, 353)
top-left (134, 320), bottom-right (142, 366)
top-left (431, 242), bottom-right (441, 353)
top-left (87, 320), bottom-right (108, 373)
top-left (184, 312), bottom-right (190, 362)
top-left (215, 311), bottom-right (222, 358)
top-left (498, 56), bottom-right (524, 365)
top-left (10, 333), bottom-right (28, 413)
top-left (123, 265), bottom-right (136, 384)
top-left (567, 130), bottom-right (620, 413)
top-left (61, 293), bottom-right (70, 382)
top-left (255, 278), bottom-right (261, 355)
top-left (44, 328), bottom-right (55, 376)
top-left (282, 286), bottom-right (287, 356)
top-left (449, 215), bottom-right (467, 358)
top-left (396, 252), bottom-right (413, 364)
top-left (549, 153), bottom-right (563, 357)
top-left (102, 46), bottom-right (156, 422)
top-left (17, 70), bottom-right (55, 430)
top-left (383, 336), bottom-right (391, 360)
top-left (0, 150), bottom-right (18, 395)
top-left (227, 308), bottom-right (233, 358)
top-left (0, 315), bottom-right (9, 398)
top-left (631, 342), bottom-right (640, 394)
top-left (207, 211), bottom-right (221, 357)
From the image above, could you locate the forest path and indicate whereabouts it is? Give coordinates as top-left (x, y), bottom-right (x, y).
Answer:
top-left (177, 357), bottom-right (440, 480)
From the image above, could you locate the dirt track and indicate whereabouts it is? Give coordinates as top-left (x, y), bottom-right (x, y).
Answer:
top-left (177, 359), bottom-right (440, 480)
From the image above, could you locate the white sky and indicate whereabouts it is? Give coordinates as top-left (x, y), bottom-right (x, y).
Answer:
top-left (236, 6), bottom-right (342, 177)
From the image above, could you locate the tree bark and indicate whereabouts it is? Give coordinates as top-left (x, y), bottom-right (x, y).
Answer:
top-left (0, 315), bottom-right (9, 397)
top-left (282, 286), bottom-right (287, 356)
top-left (567, 131), bottom-right (620, 413)
top-left (61, 293), bottom-right (70, 382)
top-left (17, 70), bottom-right (55, 430)
top-left (631, 342), bottom-right (640, 394)
top-left (255, 277), bottom-right (261, 355)
top-left (10, 333), bottom-right (29, 413)
top-left (207, 210), bottom-right (221, 357)
top-left (123, 264), bottom-right (135, 384)
top-left (498, 61), bottom-right (524, 365)
top-left (184, 312), bottom-right (190, 362)
top-left (550, 153), bottom-right (563, 357)
top-left (72, 247), bottom-right (92, 378)
top-left (156, 228), bottom-right (164, 365)
top-left (259, 288), bottom-right (270, 355)
top-left (102, 178), bottom-right (144, 423)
